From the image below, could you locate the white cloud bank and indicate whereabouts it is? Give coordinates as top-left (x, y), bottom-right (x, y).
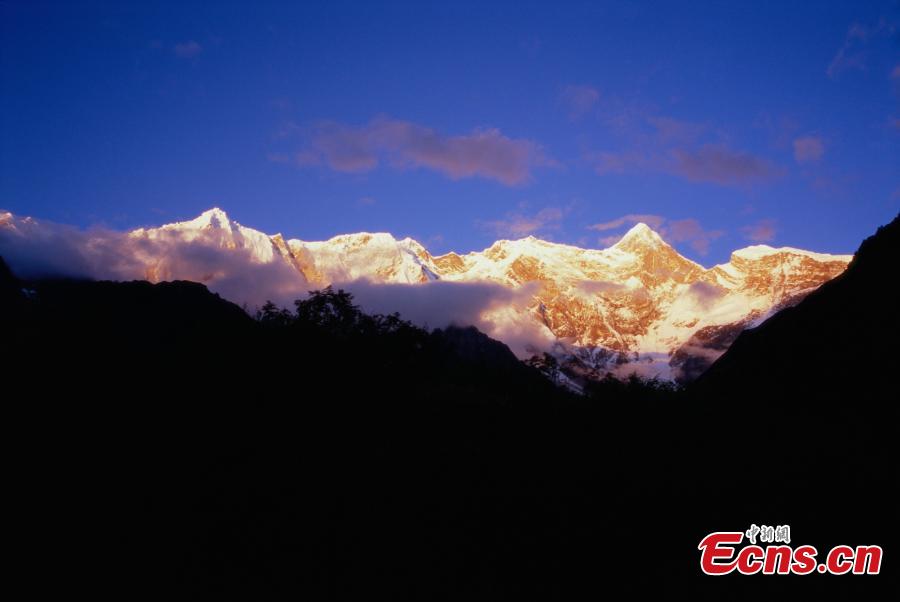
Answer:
top-left (0, 211), bottom-right (308, 307)
top-left (344, 280), bottom-right (554, 358)
top-left (0, 211), bottom-right (554, 357)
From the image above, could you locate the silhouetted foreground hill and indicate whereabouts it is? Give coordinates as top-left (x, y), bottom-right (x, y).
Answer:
top-left (1, 227), bottom-right (896, 601)
top-left (695, 213), bottom-right (900, 404)
top-left (684, 215), bottom-right (898, 600)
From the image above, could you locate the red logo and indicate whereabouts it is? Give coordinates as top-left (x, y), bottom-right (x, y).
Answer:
top-left (698, 527), bottom-right (882, 576)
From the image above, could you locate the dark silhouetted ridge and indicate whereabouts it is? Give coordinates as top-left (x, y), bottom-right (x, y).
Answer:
top-left (694, 213), bottom-right (900, 404)
top-left (3, 224), bottom-right (897, 601)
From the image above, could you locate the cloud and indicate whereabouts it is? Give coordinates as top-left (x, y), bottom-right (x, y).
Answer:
top-left (560, 85), bottom-right (600, 119)
top-left (289, 117), bottom-right (553, 185)
top-left (741, 219), bottom-right (777, 243)
top-left (588, 214), bottom-right (665, 232)
top-left (663, 218), bottom-right (724, 255)
top-left (645, 116), bottom-right (706, 145)
top-left (671, 144), bottom-right (781, 185)
top-left (586, 109), bottom-right (780, 188)
top-left (827, 20), bottom-right (897, 78)
top-left (347, 280), bottom-right (524, 329)
top-left (345, 280), bottom-right (554, 358)
top-left (173, 40), bottom-right (203, 58)
top-left (793, 136), bottom-right (825, 163)
top-left (1, 211), bottom-right (561, 359)
top-left (1, 211), bottom-right (561, 358)
top-left (687, 281), bottom-right (725, 310)
top-left (588, 214), bottom-right (723, 255)
top-left (1, 208), bottom-right (567, 366)
top-left (478, 206), bottom-right (565, 238)
top-left (598, 234), bottom-right (624, 247)
top-left (0, 212), bottom-right (307, 307)
top-left (590, 150), bottom-right (651, 175)
top-left (827, 23), bottom-right (869, 78)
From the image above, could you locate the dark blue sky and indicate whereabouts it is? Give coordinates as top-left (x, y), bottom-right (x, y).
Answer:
top-left (2, 0), bottom-right (898, 263)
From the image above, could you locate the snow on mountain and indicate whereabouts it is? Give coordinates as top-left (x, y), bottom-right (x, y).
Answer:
top-left (1, 208), bottom-right (852, 383)
top-left (126, 210), bottom-right (853, 382)
top-left (290, 233), bottom-right (440, 285)
top-left (132, 207), bottom-right (293, 264)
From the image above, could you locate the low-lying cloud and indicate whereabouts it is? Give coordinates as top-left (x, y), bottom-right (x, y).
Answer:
top-left (686, 281), bottom-right (725, 310)
top-left (344, 280), bottom-right (552, 358)
top-left (0, 212), bottom-right (308, 307)
top-left (1, 211), bottom-right (555, 358)
top-left (574, 280), bottom-right (628, 295)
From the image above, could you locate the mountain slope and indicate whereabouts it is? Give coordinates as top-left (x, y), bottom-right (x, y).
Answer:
top-left (694, 213), bottom-right (900, 402)
top-left (119, 209), bottom-right (855, 381)
top-left (1, 207), bottom-right (852, 382)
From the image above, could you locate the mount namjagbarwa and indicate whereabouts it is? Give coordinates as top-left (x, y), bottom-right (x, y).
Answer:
top-left (1, 208), bottom-right (852, 383)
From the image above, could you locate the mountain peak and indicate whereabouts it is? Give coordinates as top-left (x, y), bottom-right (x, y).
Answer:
top-left (195, 207), bottom-right (230, 227)
top-left (613, 222), bottom-right (667, 250)
top-left (159, 207), bottom-right (234, 232)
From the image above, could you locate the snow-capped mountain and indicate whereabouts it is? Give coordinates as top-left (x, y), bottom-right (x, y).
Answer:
top-left (128, 208), bottom-right (439, 286)
top-left (2, 207), bottom-right (852, 382)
